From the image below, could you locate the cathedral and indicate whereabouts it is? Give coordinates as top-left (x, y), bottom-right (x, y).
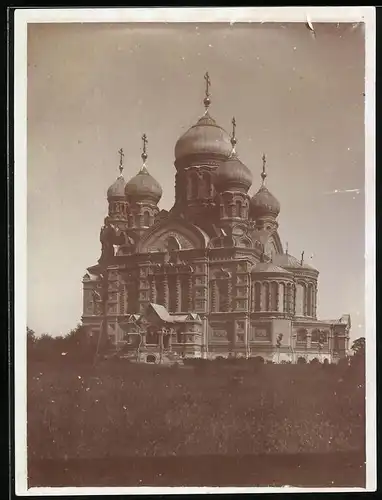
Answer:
top-left (82, 74), bottom-right (351, 364)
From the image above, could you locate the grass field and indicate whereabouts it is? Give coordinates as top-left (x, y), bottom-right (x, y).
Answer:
top-left (27, 357), bottom-right (365, 465)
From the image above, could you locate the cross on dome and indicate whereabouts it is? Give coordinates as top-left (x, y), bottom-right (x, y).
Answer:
top-left (141, 133), bottom-right (148, 166)
top-left (203, 71), bottom-right (211, 112)
top-left (261, 153), bottom-right (267, 184)
top-left (230, 116), bottom-right (237, 153)
top-left (301, 251), bottom-right (305, 265)
top-left (118, 148), bottom-right (124, 176)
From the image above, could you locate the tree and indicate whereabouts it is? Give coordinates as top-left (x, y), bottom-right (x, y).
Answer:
top-left (350, 337), bottom-right (365, 373)
top-left (351, 337), bottom-right (365, 357)
top-left (27, 327), bottom-right (36, 345)
top-left (27, 327), bottom-right (37, 358)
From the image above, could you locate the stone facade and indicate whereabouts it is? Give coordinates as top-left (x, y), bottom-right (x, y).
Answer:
top-left (81, 78), bottom-right (351, 364)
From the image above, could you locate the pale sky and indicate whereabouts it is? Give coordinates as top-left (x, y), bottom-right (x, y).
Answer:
top-left (27, 22), bottom-right (365, 338)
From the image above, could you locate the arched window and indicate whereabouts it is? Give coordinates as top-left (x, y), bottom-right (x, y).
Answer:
top-left (146, 328), bottom-right (157, 345)
top-left (166, 235), bottom-right (181, 252)
top-left (204, 172), bottom-right (211, 197)
top-left (312, 286), bottom-right (316, 317)
top-left (235, 200), bottom-right (241, 218)
top-left (181, 278), bottom-right (188, 312)
top-left (254, 282), bottom-right (261, 311)
top-left (270, 282), bottom-right (278, 311)
top-left (191, 173), bottom-right (198, 199)
top-left (169, 277), bottom-right (177, 313)
top-left (143, 211), bottom-right (150, 227)
top-left (127, 278), bottom-right (138, 313)
top-left (295, 283), bottom-right (304, 316)
top-left (296, 328), bottom-right (307, 344)
top-left (156, 281), bottom-right (163, 307)
top-left (217, 280), bottom-right (229, 312)
top-left (306, 283), bottom-right (313, 316)
top-left (311, 329), bottom-right (323, 343)
top-left (279, 283), bottom-right (285, 312)
top-left (263, 282), bottom-right (270, 311)
top-left (285, 283), bottom-right (292, 313)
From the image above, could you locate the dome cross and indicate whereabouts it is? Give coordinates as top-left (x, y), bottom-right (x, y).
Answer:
top-left (203, 71), bottom-right (211, 112)
top-left (301, 251), bottom-right (305, 265)
top-left (261, 153), bottom-right (267, 185)
top-left (141, 134), bottom-right (148, 166)
top-left (118, 148), bottom-right (124, 176)
top-left (230, 116), bottom-right (237, 154)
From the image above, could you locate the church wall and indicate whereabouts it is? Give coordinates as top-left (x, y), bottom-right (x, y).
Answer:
top-left (82, 287), bottom-right (95, 317)
top-left (272, 318), bottom-right (293, 347)
top-left (248, 320), bottom-right (273, 359)
top-left (86, 249), bottom-right (348, 363)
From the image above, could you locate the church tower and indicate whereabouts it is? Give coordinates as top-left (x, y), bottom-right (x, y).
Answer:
top-left (124, 134), bottom-right (162, 237)
top-left (214, 117), bottom-right (253, 232)
top-left (106, 148), bottom-right (128, 227)
top-left (250, 155), bottom-right (280, 234)
top-left (172, 73), bottom-right (232, 228)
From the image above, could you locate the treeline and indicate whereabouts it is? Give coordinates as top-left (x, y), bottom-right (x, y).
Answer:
top-left (27, 325), bottom-right (101, 362)
top-left (27, 324), bottom-right (365, 372)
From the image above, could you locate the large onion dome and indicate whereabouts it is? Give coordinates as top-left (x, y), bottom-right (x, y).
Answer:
top-left (214, 117), bottom-right (253, 193)
top-left (174, 72), bottom-right (232, 164)
top-left (107, 175), bottom-right (126, 200)
top-left (124, 166), bottom-right (162, 204)
top-left (175, 112), bottom-right (232, 163)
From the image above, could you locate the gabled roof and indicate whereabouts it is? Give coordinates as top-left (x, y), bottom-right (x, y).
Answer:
top-left (170, 314), bottom-right (189, 323)
top-left (170, 313), bottom-right (202, 323)
top-left (128, 314), bottom-right (141, 322)
top-left (148, 303), bottom-right (173, 323)
top-left (146, 304), bottom-right (202, 324)
top-left (187, 312), bottom-right (201, 321)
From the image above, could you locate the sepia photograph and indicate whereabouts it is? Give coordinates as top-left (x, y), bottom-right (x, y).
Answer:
top-left (14, 7), bottom-right (375, 494)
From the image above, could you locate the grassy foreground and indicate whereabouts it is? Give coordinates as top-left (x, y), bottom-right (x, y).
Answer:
top-left (27, 358), bottom-right (365, 462)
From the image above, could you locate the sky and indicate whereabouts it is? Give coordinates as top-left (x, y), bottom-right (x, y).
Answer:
top-left (27, 21), bottom-right (365, 338)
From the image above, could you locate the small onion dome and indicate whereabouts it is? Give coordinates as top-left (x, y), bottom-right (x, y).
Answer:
top-left (250, 185), bottom-right (280, 218)
top-left (174, 112), bottom-right (232, 162)
top-left (107, 175), bottom-right (126, 200)
top-left (124, 166), bottom-right (163, 204)
top-left (251, 262), bottom-right (293, 276)
top-left (214, 154), bottom-right (253, 193)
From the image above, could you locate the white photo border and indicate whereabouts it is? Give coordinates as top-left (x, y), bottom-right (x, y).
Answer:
top-left (14, 6), bottom-right (376, 495)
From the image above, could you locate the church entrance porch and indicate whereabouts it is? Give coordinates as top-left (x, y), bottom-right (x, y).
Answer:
top-left (111, 303), bottom-right (203, 364)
